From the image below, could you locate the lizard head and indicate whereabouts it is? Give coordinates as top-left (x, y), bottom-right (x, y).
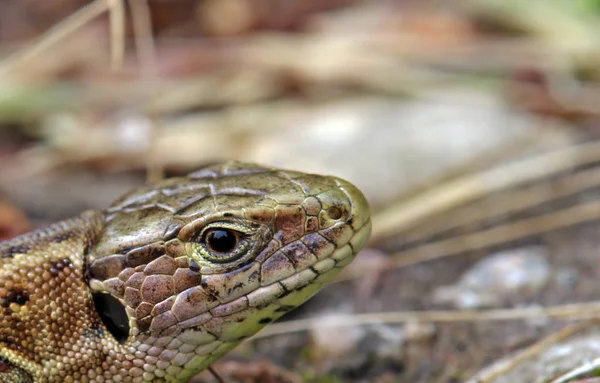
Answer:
top-left (87, 162), bottom-right (371, 379)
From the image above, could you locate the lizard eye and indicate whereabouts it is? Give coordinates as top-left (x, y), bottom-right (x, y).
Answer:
top-left (195, 223), bottom-right (252, 264)
top-left (204, 228), bottom-right (239, 254)
top-left (181, 218), bottom-right (263, 267)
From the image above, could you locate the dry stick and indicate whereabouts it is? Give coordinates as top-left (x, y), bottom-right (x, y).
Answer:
top-left (371, 140), bottom-right (600, 242)
top-left (0, 0), bottom-right (109, 78)
top-left (466, 320), bottom-right (597, 383)
top-left (401, 163), bottom-right (600, 250)
top-left (107, 0), bottom-right (126, 71)
top-left (254, 302), bottom-right (600, 339)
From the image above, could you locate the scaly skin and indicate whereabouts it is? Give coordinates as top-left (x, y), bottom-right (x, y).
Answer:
top-left (0, 162), bottom-right (371, 382)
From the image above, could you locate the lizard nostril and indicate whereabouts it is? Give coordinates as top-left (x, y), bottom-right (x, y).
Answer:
top-left (92, 292), bottom-right (129, 344)
top-left (327, 206), bottom-right (343, 220)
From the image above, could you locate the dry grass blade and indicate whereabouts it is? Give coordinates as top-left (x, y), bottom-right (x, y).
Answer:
top-left (336, 160), bottom-right (600, 283)
top-left (144, 116), bottom-right (163, 184)
top-left (377, 129), bottom-right (541, 218)
top-left (129, 0), bottom-right (157, 77)
top-left (466, 321), bottom-right (595, 383)
top-left (254, 302), bottom-right (600, 339)
top-left (383, 197), bottom-right (600, 269)
top-left (0, 0), bottom-right (109, 78)
top-left (108, 0), bottom-right (126, 71)
top-left (371, 140), bottom-right (600, 242)
top-left (550, 357), bottom-right (600, 383)
top-left (127, 0), bottom-right (162, 183)
top-left (398, 164), bottom-right (600, 253)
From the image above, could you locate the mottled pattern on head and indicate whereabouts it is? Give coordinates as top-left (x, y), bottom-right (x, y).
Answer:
top-left (0, 161), bottom-right (371, 382)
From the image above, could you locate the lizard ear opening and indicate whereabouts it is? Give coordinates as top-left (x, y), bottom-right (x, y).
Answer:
top-left (92, 292), bottom-right (129, 344)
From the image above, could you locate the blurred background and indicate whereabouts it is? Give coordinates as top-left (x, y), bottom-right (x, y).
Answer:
top-left (3, 1), bottom-right (600, 382)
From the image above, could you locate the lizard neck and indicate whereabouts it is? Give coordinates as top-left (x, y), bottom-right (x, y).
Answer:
top-left (0, 211), bottom-right (111, 381)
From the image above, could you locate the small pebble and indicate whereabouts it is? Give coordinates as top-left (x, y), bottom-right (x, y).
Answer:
top-left (433, 246), bottom-right (551, 309)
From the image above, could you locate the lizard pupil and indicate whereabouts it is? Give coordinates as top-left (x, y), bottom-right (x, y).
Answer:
top-left (205, 229), bottom-right (238, 254)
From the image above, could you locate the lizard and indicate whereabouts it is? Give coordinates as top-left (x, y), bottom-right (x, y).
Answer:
top-left (0, 161), bottom-right (371, 382)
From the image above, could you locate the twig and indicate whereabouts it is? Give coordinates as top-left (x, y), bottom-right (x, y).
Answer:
top-left (0, 0), bottom-right (109, 78)
top-left (207, 366), bottom-right (226, 383)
